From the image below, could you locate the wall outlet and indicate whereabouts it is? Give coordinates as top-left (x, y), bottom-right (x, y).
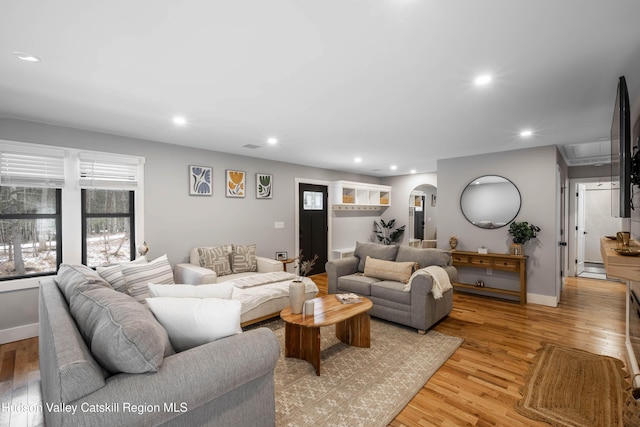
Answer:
top-left (274, 221), bottom-right (284, 229)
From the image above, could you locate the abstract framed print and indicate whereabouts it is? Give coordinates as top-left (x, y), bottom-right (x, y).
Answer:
top-left (226, 169), bottom-right (246, 198)
top-left (256, 173), bottom-right (273, 199)
top-left (189, 166), bottom-right (212, 196)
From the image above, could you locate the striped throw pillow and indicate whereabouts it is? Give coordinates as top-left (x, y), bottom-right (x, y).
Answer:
top-left (96, 257), bottom-right (148, 293)
top-left (122, 254), bottom-right (174, 304)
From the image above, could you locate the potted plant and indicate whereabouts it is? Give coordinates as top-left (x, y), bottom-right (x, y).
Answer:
top-left (508, 221), bottom-right (541, 255)
top-left (374, 219), bottom-right (406, 245)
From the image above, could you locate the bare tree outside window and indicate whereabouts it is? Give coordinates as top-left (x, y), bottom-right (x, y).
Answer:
top-left (82, 189), bottom-right (134, 267)
top-left (0, 186), bottom-right (60, 279)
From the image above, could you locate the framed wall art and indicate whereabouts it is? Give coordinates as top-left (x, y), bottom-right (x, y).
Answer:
top-left (189, 165), bottom-right (212, 196)
top-left (256, 173), bottom-right (273, 199)
top-left (226, 169), bottom-right (246, 198)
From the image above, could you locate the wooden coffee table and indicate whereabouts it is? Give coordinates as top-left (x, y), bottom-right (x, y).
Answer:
top-left (280, 294), bottom-right (373, 376)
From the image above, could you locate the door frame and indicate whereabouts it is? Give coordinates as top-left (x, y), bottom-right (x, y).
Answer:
top-left (294, 178), bottom-right (332, 268)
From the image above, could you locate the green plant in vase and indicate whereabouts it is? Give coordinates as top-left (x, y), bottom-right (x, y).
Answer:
top-left (508, 221), bottom-right (541, 255)
top-left (374, 219), bottom-right (406, 245)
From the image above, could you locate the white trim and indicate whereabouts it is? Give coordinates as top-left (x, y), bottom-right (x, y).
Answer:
top-left (0, 277), bottom-right (41, 292)
top-left (0, 322), bottom-right (38, 344)
top-left (527, 292), bottom-right (558, 307)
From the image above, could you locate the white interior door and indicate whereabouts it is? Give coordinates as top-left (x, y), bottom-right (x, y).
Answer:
top-left (576, 184), bottom-right (586, 276)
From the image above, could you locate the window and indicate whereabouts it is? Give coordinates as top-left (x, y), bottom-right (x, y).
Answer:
top-left (82, 189), bottom-right (135, 267)
top-left (80, 153), bottom-right (140, 268)
top-left (0, 146), bottom-right (65, 280)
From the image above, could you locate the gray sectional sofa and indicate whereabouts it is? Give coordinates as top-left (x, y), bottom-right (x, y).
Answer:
top-left (39, 264), bottom-right (280, 427)
top-left (326, 242), bottom-right (456, 333)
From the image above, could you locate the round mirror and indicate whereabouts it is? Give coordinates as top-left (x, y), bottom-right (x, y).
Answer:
top-left (460, 175), bottom-right (521, 229)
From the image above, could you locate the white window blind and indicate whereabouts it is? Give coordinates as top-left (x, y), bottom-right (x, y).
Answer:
top-left (0, 148), bottom-right (65, 188)
top-left (79, 153), bottom-right (142, 189)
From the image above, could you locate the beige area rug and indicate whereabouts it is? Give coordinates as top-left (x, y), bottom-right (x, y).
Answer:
top-left (515, 342), bottom-right (628, 427)
top-left (254, 318), bottom-right (463, 427)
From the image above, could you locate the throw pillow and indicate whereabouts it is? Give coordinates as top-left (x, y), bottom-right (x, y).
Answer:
top-left (363, 256), bottom-right (416, 284)
top-left (231, 244), bottom-right (257, 273)
top-left (121, 254), bottom-right (174, 291)
top-left (127, 283), bottom-right (152, 305)
top-left (146, 297), bottom-right (242, 352)
top-left (96, 257), bottom-right (148, 293)
top-left (354, 241), bottom-right (399, 272)
top-left (56, 264), bottom-right (111, 304)
top-left (197, 246), bottom-right (232, 276)
top-left (69, 284), bottom-right (174, 374)
top-left (148, 283), bottom-right (234, 299)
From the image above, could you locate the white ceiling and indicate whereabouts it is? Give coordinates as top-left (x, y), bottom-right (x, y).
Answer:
top-left (2, 1), bottom-right (640, 176)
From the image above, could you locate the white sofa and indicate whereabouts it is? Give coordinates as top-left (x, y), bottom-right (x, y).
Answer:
top-left (175, 247), bottom-right (318, 326)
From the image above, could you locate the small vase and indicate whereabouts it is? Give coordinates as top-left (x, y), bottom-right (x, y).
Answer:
top-left (289, 280), bottom-right (305, 314)
top-left (510, 243), bottom-right (523, 256)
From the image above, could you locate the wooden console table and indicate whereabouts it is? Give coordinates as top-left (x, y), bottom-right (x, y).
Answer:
top-left (451, 251), bottom-right (527, 305)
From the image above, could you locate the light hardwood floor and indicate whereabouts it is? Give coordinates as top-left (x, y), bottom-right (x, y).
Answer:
top-left (0, 275), bottom-right (627, 427)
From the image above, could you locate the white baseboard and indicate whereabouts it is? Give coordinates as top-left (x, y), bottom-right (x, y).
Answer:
top-left (0, 323), bottom-right (38, 345)
top-left (527, 293), bottom-right (558, 307)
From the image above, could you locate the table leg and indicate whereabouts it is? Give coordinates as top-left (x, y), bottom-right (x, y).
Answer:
top-left (335, 313), bottom-right (370, 347)
top-left (284, 322), bottom-right (322, 376)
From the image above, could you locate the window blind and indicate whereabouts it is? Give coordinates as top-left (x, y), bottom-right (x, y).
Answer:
top-left (0, 150), bottom-right (65, 188)
top-left (79, 153), bottom-right (142, 189)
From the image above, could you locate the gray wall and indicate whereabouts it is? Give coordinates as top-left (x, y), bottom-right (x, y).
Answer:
top-left (436, 145), bottom-right (560, 302)
top-left (0, 118), bottom-right (382, 338)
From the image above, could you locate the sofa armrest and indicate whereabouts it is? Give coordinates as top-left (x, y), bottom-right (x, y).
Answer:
top-left (174, 263), bottom-right (218, 285)
top-left (256, 256), bottom-right (283, 273)
top-left (325, 257), bottom-right (360, 294)
top-left (72, 328), bottom-right (280, 426)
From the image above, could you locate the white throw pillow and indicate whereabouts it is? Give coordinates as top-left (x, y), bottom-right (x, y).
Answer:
top-left (148, 283), bottom-right (234, 299)
top-left (146, 297), bottom-right (242, 352)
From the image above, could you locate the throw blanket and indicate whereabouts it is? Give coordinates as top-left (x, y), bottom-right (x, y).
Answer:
top-left (404, 266), bottom-right (452, 299)
top-left (232, 271), bottom-right (296, 289)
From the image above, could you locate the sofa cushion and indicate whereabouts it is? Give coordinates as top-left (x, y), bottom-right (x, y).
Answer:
top-left (336, 274), bottom-right (378, 296)
top-left (198, 246), bottom-right (232, 276)
top-left (231, 244), bottom-right (258, 273)
top-left (395, 246), bottom-right (451, 268)
top-left (146, 297), bottom-right (242, 352)
top-left (148, 283), bottom-right (234, 299)
top-left (371, 281), bottom-right (412, 305)
top-left (69, 283), bottom-right (174, 374)
top-left (354, 241), bottom-right (399, 272)
top-left (96, 257), bottom-right (148, 293)
top-left (56, 264), bottom-right (111, 303)
top-left (363, 256), bottom-right (416, 284)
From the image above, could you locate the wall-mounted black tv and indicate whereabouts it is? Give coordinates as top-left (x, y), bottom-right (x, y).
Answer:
top-left (611, 76), bottom-right (631, 218)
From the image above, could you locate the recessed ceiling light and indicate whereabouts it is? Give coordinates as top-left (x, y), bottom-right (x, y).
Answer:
top-left (390, 165), bottom-right (397, 171)
top-left (12, 51), bottom-right (40, 62)
top-left (354, 157), bottom-right (362, 163)
top-left (410, 169), bottom-right (416, 174)
top-left (172, 116), bottom-right (187, 126)
top-left (267, 137), bottom-right (278, 145)
top-left (474, 74), bottom-right (492, 86)
top-left (520, 129), bottom-right (533, 138)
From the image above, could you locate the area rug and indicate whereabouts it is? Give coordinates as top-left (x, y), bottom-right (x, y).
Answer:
top-left (254, 318), bottom-right (463, 427)
top-left (515, 342), bottom-right (628, 427)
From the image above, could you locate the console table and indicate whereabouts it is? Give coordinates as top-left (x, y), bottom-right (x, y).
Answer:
top-left (451, 251), bottom-right (527, 305)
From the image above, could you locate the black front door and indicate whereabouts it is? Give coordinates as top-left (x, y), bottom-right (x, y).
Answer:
top-left (298, 183), bottom-right (328, 276)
